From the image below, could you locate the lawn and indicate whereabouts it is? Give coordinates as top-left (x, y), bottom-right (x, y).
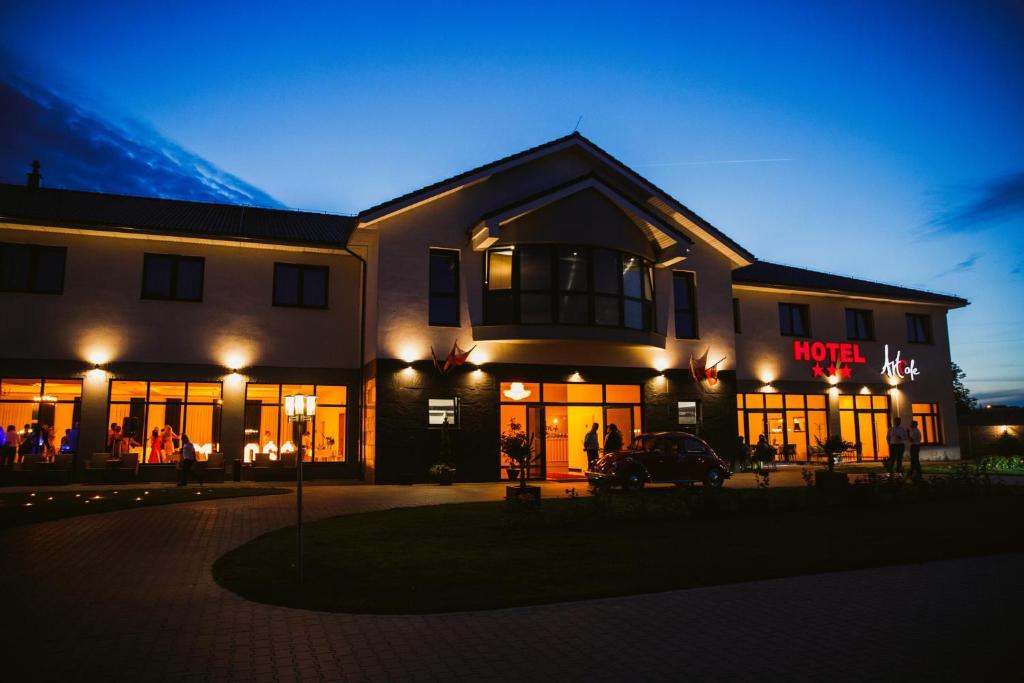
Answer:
top-left (214, 484), bottom-right (1024, 614)
top-left (0, 486), bottom-right (290, 528)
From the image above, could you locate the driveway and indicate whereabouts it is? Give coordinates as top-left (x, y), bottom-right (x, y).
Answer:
top-left (1, 482), bottom-right (1020, 681)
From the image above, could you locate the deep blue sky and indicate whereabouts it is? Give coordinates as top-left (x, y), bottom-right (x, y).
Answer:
top-left (2, 1), bottom-right (1022, 404)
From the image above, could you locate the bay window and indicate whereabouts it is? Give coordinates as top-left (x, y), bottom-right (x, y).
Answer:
top-left (485, 245), bottom-right (654, 331)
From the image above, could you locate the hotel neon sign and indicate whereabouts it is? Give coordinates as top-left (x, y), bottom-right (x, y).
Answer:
top-left (792, 340), bottom-right (866, 379)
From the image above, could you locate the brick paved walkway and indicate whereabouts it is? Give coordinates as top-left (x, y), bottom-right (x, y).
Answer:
top-left (2, 482), bottom-right (1020, 682)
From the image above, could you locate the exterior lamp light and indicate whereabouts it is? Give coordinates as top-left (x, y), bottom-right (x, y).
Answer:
top-left (285, 393), bottom-right (316, 584)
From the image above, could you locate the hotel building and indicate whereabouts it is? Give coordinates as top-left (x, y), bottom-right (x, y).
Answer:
top-left (0, 134), bottom-right (967, 482)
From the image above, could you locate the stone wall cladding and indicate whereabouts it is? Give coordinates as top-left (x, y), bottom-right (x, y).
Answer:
top-left (372, 359), bottom-right (738, 483)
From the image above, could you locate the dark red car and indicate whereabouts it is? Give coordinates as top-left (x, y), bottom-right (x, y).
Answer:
top-left (586, 431), bottom-right (731, 490)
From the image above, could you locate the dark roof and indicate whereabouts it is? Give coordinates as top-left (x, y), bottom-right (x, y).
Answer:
top-left (733, 261), bottom-right (968, 307)
top-left (0, 184), bottom-right (356, 247)
top-left (358, 132), bottom-right (754, 262)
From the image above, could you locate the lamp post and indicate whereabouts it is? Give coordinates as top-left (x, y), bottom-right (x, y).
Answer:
top-left (284, 393), bottom-right (316, 583)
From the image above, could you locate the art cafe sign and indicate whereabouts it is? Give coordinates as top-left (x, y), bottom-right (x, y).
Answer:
top-left (792, 340), bottom-right (920, 381)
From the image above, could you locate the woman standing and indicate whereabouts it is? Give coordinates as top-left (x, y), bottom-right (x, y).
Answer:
top-left (149, 428), bottom-right (162, 463)
top-left (161, 424), bottom-right (180, 461)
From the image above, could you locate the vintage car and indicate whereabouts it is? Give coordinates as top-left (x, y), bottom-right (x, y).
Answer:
top-left (585, 431), bottom-right (731, 490)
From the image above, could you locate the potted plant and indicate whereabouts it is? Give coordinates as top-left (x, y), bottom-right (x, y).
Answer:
top-left (500, 417), bottom-right (540, 503)
top-left (814, 434), bottom-right (853, 491)
top-left (429, 417), bottom-right (456, 485)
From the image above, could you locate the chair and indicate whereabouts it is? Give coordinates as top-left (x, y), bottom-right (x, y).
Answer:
top-left (255, 452), bottom-right (271, 467)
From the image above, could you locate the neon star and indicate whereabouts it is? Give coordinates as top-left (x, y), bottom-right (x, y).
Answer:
top-left (840, 365), bottom-right (853, 379)
top-left (812, 363), bottom-right (824, 377)
top-left (825, 365), bottom-right (837, 377)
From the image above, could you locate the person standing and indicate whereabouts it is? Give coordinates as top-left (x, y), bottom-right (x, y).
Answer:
top-left (0, 425), bottom-right (14, 467)
top-left (177, 434), bottom-right (203, 486)
top-left (603, 423), bottom-right (623, 455)
top-left (908, 420), bottom-right (923, 480)
top-left (584, 423), bottom-right (600, 470)
top-left (886, 417), bottom-right (909, 475)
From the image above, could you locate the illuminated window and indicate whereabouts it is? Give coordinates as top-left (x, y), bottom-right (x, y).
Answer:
top-left (0, 243), bottom-right (66, 294)
top-left (273, 263), bottom-right (328, 308)
top-left (485, 245), bottom-right (654, 330)
top-left (906, 313), bottom-right (933, 344)
top-left (108, 381), bottom-right (221, 462)
top-left (911, 403), bottom-right (943, 444)
top-left (429, 249), bottom-right (460, 326)
top-left (737, 392), bottom-right (828, 459)
top-left (244, 384), bottom-right (346, 462)
top-left (428, 398), bottom-right (459, 428)
top-left (0, 378), bottom-right (81, 456)
top-left (839, 393), bottom-right (891, 459)
top-left (142, 254), bottom-right (204, 301)
top-left (845, 308), bottom-right (874, 341)
top-left (779, 303), bottom-right (810, 337)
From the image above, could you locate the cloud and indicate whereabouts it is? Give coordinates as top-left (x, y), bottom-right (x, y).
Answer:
top-left (0, 74), bottom-right (283, 208)
top-left (932, 170), bottom-right (1024, 233)
top-left (930, 252), bottom-right (981, 280)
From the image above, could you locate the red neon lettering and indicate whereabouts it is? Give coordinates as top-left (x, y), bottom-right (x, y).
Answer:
top-left (840, 344), bottom-right (853, 364)
top-left (811, 342), bottom-right (826, 362)
top-left (793, 340), bottom-right (810, 361)
top-left (825, 342), bottom-right (840, 361)
top-left (853, 344), bottom-right (866, 364)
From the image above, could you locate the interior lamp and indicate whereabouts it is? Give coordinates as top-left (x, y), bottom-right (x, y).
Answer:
top-left (503, 382), bottom-right (531, 401)
top-left (285, 394), bottom-right (317, 420)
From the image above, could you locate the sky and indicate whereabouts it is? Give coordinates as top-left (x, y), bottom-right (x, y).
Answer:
top-left (1, 0), bottom-right (1022, 405)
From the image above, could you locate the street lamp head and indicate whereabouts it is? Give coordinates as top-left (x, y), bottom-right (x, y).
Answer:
top-left (285, 394), bottom-right (317, 421)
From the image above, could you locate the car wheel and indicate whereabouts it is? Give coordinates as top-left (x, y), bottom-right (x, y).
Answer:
top-left (623, 471), bottom-right (645, 492)
top-left (704, 469), bottom-right (724, 488)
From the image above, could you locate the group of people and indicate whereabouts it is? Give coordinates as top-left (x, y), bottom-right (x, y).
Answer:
top-left (0, 423), bottom-right (79, 466)
top-left (886, 416), bottom-right (924, 479)
top-left (106, 422), bottom-right (181, 462)
top-left (584, 422), bottom-right (623, 468)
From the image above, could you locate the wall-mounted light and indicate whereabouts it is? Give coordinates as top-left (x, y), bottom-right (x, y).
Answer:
top-left (827, 374), bottom-right (839, 386)
top-left (828, 386), bottom-right (840, 397)
top-left (568, 371), bottom-right (583, 383)
top-left (760, 383), bottom-right (774, 393)
top-left (859, 386), bottom-right (871, 395)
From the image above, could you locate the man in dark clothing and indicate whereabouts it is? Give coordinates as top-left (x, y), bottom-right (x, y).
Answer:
top-left (603, 424), bottom-right (624, 454)
top-left (177, 434), bottom-right (203, 487)
top-left (886, 417), bottom-right (908, 475)
top-left (908, 420), bottom-right (923, 480)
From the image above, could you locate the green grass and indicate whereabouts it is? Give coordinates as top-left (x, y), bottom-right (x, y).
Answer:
top-left (0, 486), bottom-right (289, 528)
top-left (213, 487), bottom-right (1024, 614)
top-left (839, 462), bottom-right (1024, 476)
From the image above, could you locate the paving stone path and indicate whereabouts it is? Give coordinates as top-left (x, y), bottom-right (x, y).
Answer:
top-left (2, 481), bottom-right (1020, 682)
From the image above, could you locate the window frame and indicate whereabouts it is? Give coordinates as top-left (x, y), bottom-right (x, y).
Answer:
top-left (428, 248), bottom-right (461, 327)
top-left (428, 397), bottom-right (460, 429)
top-left (272, 262), bottom-right (330, 309)
top-left (778, 302), bottom-right (811, 337)
top-left (483, 244), bottom-right (655, 332)
top-left (845, 308), bottom-right (875, 341)
top-left (672, 270), bottom-right (699, 339)
top-left (107, 379), bottom-right (223, 461)
top-left (0, 242), bottom-right (67, 295)
top-left (911, 402), bottom-right (943, 445)
top-left (141, 253), bottom-right (205, 302)
top-left (906, 313), bottom-right (934, 345)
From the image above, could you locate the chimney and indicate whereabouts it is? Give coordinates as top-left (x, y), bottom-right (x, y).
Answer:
top-left (26, 160), bottom-right (42, 189)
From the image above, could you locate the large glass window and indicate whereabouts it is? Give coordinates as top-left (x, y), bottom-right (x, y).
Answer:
top-left (911, 403), bottom-right (943, 444)
top-left (244, 384), bottom-right (347, 462)
top-left (0, 243), bottom-right (66, 294)
top-left (428, 249), bottom-right (460, 326)
top-left (273, 263), bottom-right (329, 308)
top-left (108, 381), bottom-right (221, 462)
top-left (838, 394), bottom-right (891, 459)
top-left (673, 271), bottom-right (698, 339)
top-left (142, 253), bottom-right (204, 301)
top-left (485, 245), bottom-right (654, 331)
top-left (0, 378), bottom-right (81, 459)
top-left (737, 393), bottom-right (828, 461)
top-left (906, 313), bottom-right (933, 344)
top-left (779, 303), bottom-right (810, 337)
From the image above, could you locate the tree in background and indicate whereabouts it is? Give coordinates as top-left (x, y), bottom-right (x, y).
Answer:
top-left (951, 361), bottom-right (977, 414)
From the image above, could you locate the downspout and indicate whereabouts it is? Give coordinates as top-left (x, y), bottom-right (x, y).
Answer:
top-left (342, 243), bottom-right (368, 479)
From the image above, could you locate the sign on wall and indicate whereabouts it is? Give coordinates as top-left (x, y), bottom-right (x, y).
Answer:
top-left (880, 344), bottom-right (920, 381)
top-left (792, 340), bottom-right (867, 379)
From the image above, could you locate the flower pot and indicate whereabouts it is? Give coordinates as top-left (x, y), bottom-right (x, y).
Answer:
top-left (505, 467), bottom-right (521, 481)
top-left (506, 484), bottom-right (541, 506)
